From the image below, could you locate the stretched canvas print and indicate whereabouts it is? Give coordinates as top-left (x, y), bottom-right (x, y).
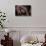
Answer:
top-left (15, 5), bottom-right (31, 16)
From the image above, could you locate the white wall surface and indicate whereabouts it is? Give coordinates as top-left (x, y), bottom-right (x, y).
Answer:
top-left (0, 0), bottom-right (46, 27)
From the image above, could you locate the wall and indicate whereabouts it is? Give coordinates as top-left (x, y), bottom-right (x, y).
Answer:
top-left (0, 0), bottom-right (46, 27)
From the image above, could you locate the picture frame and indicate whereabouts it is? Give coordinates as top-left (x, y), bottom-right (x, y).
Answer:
top-left (15, 5), bottom-right (31, 16)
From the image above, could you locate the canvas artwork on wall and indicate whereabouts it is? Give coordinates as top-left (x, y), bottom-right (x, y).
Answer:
top-left (15, 5), bottom-right (31, 16)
